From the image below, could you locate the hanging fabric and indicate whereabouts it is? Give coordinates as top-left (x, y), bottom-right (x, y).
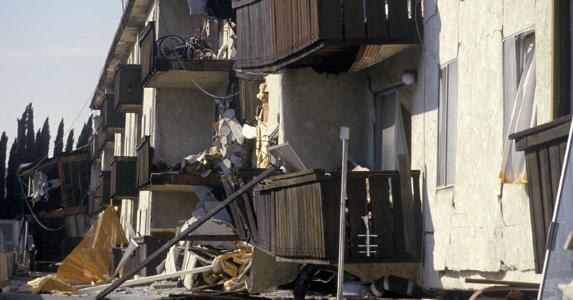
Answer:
top-left (499, 45), bottom-right (536, 184)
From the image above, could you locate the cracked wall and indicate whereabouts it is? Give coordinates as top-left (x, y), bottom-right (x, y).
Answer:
top-left (413, 0), bottom-right (552, 289)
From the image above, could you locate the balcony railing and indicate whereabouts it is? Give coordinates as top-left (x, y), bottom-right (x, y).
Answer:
top-left (114, 64), bottom-right (143, 113)
top-left (234, 0), bottom-right (421, 71)
top-left (139, 22), bottom-right (233, 89)
top-left (510, 115), bottom-right (572, 273)
top-left (93, 170), bottom-right (111, 211)
top-left (253, 169), bottom-right (422, 263)
top-left (136, 136), bottom-right (152, 189)
top-left (111, 156), bottom-right (138, 200)
top-left (102, 94), bottom-right (125, 131)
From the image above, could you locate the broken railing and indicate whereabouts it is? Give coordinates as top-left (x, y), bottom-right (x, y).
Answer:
top-left (253, 169), bottom-right (423, 263)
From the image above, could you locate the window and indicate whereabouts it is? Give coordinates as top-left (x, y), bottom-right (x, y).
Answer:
top-left (503, 31), bottom-right (535, 139)
top-left (373, 90), bottom-right (410, 171)
top-left (437, 60), bottom-right (458, 187)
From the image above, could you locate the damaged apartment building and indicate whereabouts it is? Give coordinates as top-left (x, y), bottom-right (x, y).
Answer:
top-left (73, 0), bottom-right (573, 297)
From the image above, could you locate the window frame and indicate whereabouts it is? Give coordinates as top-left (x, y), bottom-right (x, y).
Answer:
top-left (437, 59), bottom-right (458, 188)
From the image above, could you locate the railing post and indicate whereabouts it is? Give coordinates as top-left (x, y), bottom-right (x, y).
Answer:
top-left (337, 127), bottom-right (349, 300)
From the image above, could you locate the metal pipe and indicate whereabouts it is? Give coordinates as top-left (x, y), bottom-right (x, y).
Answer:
top-left (336, 127), bottom-right (350, 300)
top-left (96, 166), bottom-right (277, 299)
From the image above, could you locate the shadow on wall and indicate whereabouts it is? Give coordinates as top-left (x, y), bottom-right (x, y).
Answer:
top-left (417, 0), bottom-right (443, 291)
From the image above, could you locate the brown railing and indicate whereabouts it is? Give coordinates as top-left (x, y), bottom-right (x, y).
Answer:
top-left (140, 22), bottom-right (156, 85)
top-left (114, 64), bottom-right (143, 113)
top-left (111, 156), bottom-right (138, 200)
top-left (95, 129), bottom-right (114, 156)
top-left (102, 94), bottom-right (125, 131)
top-left (253, 169), bottom-right (422, 263)
top-left (510, 115), bottom-right (572, 273)
top-left (94, 171), bottom-right (111, 210)
top-left (136, 136), bottom-right (152, 189)
top-left (234, 0), bottom-right (421, 69)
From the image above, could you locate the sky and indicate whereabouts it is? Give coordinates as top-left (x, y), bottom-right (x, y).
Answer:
top-left (0, 1), bottom-right (123, 155)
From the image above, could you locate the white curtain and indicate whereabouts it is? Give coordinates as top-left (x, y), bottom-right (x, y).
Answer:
top-left (500, 45), bottom-right (536, 184)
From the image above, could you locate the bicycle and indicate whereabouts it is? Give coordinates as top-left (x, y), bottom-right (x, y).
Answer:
top-left (158, 34), bottom-right (215, 61)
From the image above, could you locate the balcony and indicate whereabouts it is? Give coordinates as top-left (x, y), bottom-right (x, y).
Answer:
top-left (94, 171), bottom-right (111, 210)
top-left (136, 136), bottom-right (219, 192)
top-left (139, 22), bottom-right (233, 90)
top-left (510, 115), bottom-right (572, 273)
top-left (111, 157), bottom-right (138, 200)
top-left (234, 0), bottom-right (421, 72)
top-left (114, 64), bottom-right (143, 113)
top-left (102, 94), bottom-right (125, 131)
top-left (94, 128), bottom-right (115, 157)
top-left (253, 169), bottom-right (422, 263)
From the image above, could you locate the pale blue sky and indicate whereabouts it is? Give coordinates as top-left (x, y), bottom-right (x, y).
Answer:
top-left (0, 1), bottom-right (123, 154)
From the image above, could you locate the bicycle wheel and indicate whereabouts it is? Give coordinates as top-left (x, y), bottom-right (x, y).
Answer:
top-left (158, 35), bottom-right (185, 60)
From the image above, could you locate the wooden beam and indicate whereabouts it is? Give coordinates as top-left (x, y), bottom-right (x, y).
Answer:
top-left (38, 206), bottom-right (88, 219)
top-left (80, 265), bottom-right (213, 294)
top-left (96, 166), bottom-right (278, 299)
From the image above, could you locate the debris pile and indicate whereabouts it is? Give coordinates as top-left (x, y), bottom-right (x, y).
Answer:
top-left (182, 98), bottom-right (246, 177)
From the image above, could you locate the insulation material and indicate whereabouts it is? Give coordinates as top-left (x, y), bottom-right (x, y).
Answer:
top-left (500, 45), bottom-right (536, 184)
top-left (183, 98), bottom-right (245, 176)
top-left (256, 83), bottom-right (270, 168)
top-left (212, 247), bottom-right (253, 291)
top-left (19, 275), bottom-right (76, 295)
top-left (56, 205), bottom-right (127, 285)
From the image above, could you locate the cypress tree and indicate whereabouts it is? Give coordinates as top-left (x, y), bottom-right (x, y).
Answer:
top-left (24, 104), bottom-right (35, 163)
top-left (65, 130), bottom-right (74, 153)
top-left (37, 118), bottom-right (50, 160)
top-left (34, 129), bottom-right (42, 161)
top-left (54, 119), bottom-right (64, 156)
top-left (0, 133), bottom-right (7, 217)
top-left (5, 139), bottom-right (19, 218)
top-left (76, 116), bottom-right (93, 149)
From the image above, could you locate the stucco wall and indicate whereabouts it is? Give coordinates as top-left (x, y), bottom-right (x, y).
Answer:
top-left (410, 0), bottom-right (552, 289)
top-left (279, 69), bottom-right (371, 170)
top-left (150, 191), bottom-right (198, 229)
top-left (154, 88), bottom-right (214, 165)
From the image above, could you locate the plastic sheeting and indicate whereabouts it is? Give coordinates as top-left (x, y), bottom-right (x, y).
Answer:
top-left (500, 45), bottom-right (536, 184)
top-left (56, 205), bottom-right (127, 285)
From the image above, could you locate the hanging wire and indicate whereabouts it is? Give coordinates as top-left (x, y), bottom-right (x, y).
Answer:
top-left (16, 87), bottom-right (94, 231)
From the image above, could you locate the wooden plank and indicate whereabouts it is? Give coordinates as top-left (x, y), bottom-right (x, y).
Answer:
top-left (39, 207), bottom-right (88, 219)
top-left (319, 0), bottom-right (343, 39)
top-left (548, 144), bottom-right (563, 208)
top-left (390, 176), bottom-right (406, 254)
top-left (510, 115), bottom-right (571, 146)
top-left (367, 0), bottom-right (388, 38)
top-left (222, 176), bottom-right (248, 241)
top-left (343, 0), bottom-right (365, 39)
top-left (387, 0), bottom-right (409, 37)
top-left (149, 173), bottom-right (220, 186)
top-left (369, 175), bottom-right (394, 257)
top-left (310, 0), bottom-right (320, 40)
top-left (525, 151), bottom-right (546, 273)
top-left (538, 148), bottom-right (555, 235)
top-left (347, 177), bottom-right (368, 258)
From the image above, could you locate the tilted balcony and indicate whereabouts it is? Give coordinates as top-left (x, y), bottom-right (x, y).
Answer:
top-left (510, 115), bottom-right (572, 273)
top-left (136, 136), bottom-right (219, 192)
top-left (233, 0), bottom-right (422, 72)
top-left (253, 169), bottom-right (422, 263)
